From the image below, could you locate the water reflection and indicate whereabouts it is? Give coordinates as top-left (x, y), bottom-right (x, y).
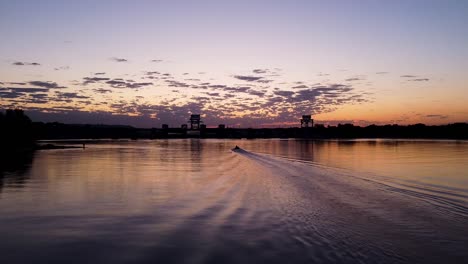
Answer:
top-left (0, 151), bottom-right (34, 191)
top-left (243, 139), bottom-right (468, 191)
top-left (0, 139), bottom-right (466, 264)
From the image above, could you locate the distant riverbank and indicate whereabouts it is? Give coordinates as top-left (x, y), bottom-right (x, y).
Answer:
top-left (31, 122), bottom-right (468, 140)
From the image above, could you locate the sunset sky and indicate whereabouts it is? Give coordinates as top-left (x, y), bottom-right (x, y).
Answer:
top-left (1, 0), bottom-right (467, 128)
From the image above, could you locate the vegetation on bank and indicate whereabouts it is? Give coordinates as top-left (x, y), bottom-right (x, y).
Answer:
top-left (0, 109), bottom-right (35, 150)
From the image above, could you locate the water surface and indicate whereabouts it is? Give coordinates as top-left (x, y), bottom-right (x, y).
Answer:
top-left (1, 139), bottom-right (467, 263)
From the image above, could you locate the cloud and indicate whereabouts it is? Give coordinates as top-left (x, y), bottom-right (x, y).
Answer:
top-left (400, 75), bottom-right (429, 82)
top-left (233, 75), bottom-right (264, 82)
top-left (8, 87), bottom-right (50, 93)
top-left (248, 90), bottom-right (266, 97)
top-left (292, 85), bottom-right (308, 89)
top-left (17, 82), bottom-right (366, 127)
top-left (111, 57), bottom-right (128, 62)
top-left (29, 93), bottom-right (49, 99)
top-left (5, 92), bottom-right (52, 104)
top-left (93, 88), bottom-right (113, 94)
top-left (54, 66), bottom-right (70, 71)
top-left (1, 67), bottom-right (377, 128)
top-left (82, 77), bottom-right (111, 85)
top-left (28, 81), bottom-right (66, 89)
top-left (23, 103), bottom-right (204, 127)
top-left (376, 72), bottom-right (388, 74)
top-left (274, 90), bottom-right (295, 97)
top-left (105, 79), bottom-right (153, 89)
top-left (345, 77), bottom-right (363, 82)
top-left (257, 79), bottom-right (273, 83)
top-left (55, 92), bottom-right (90, 99)
top-left (0, 87), bottom-right (50, 104)
top-left (294, 89), bottom-right (322, 100)
top-left (207, 84), bottom-right (226, 89)
top-left (151, 59), bottom-right (163, 63)
top-left (258, 84), bottom-right (362, 120)
top-left (165, 80), bottom-right (190, 88)
top-left (400, 75), bottom-right (417, 78)
top-left (12, 61), bottom-right (41, 66)
top-left (146, 71), bottom-right (160, 75)
top-left (253, 69), bottom-right (268, 74)
top-left (0, 91), bottom-right (24, 98)
top-left (220, 86), bottom-right (251, 93)
top-left (250, 68), bottom-right (282, 77)
top-left (426, 114), bottom-right (448, 119)
top-left (409, 78), bottom-right (429, 82)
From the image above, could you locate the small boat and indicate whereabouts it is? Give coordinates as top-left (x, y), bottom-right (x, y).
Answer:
top-left (232, 145), bottom-right (240, 151)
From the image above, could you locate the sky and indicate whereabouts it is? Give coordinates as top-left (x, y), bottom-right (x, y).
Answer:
top-left (1, 0), bottom-right (467, 128)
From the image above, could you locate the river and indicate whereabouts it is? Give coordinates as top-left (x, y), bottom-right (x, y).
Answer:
top-left (0, 139), bottom-right (467, 263)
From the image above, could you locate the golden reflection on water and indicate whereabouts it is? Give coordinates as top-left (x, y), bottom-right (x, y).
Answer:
top-left (2, 139), bottom-right (467, 199)
top-left (234, 139), bottom-right (468, 190)
top-left (0, 139), bottom-right (467, 263)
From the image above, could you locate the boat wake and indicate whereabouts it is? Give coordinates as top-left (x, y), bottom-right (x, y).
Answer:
top-left (235, 148), bottom-right (468, 217)
top-left (225, 148), bottom-right (468, 263)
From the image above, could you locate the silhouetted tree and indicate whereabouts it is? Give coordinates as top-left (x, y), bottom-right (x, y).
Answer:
top-left (0, 109), bottom-right (35, 150)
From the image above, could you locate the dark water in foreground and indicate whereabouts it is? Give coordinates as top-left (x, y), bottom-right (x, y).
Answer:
top-left (0, 139), bottom-right (467, 264)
